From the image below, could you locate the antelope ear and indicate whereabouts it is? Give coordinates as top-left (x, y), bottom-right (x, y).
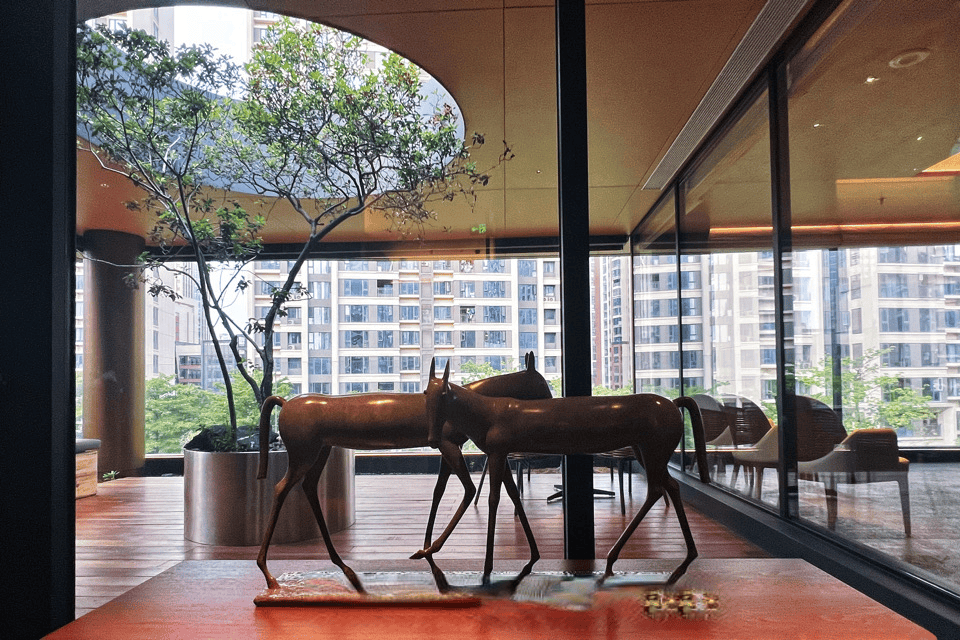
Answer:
top-left (442, 360), bottom-right (450, 384)
top-left (429, 357), bottom-right (436, 378)
top-left (526, 351), bottom-right (534, 370)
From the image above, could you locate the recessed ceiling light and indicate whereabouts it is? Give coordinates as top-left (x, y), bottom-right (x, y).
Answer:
top-left (865, 76), bottom-right (879, 83)
top-left (889, 49), bottom-right (931, 69)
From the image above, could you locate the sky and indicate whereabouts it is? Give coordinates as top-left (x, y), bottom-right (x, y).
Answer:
top-left (173, 6), bottom-right (250, 61)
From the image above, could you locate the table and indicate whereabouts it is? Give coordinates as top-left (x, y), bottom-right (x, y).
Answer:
top-left (47, 558), bottom-right (933, 639)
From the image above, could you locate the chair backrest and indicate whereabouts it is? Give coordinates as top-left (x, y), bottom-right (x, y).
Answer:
top-left (795, 396), bottom-right (849, 461)
top-left (846, 428), bottom-right (902, 470)
top-left (721, 395), bottom-right (771, 447)
top-left (691, 394), bottom-right (729, 441)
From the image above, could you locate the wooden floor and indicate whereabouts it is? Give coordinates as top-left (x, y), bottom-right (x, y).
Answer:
top-left (75, 471), bottom-right (768, 619)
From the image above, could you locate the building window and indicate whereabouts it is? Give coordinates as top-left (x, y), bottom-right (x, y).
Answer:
top-left (309, 382), bottom-right (331, 394)
top-left (309, 357), bottom-right (331, 375)
top-left (519, 332), bottom-right (537, 349)
top-left (343, 356), bottom-right (369, 374)
top-left (519, 308), bottom-right (537, 325)
top-left (309, 332), bottom-right (331, 350)
top-left (480, 259), bottom-right (505, 273)
top-left (377, 330), bottom-right (394, 348)
top-left (342, 330), bottom-right (368, 348)
top-left (400, 356), bottom-right (420, 371)
top-left (378, 356), bottom-right (394, 374)
top-left (460, 331), bottom-right (476, 348)
top-left (376, 279), bottom-right (394, 297)
top-left (483, 306), bottom-right (506, 323)
top-left (287, 332), bottom-right (301, 347)
top-left (400, 331), bottom-right (420, 346)
top-left (309, 306), bottom-right (331, 324)
top-left (483, 281), bottom-right (506, 298)
top-left (287, 357), bottom-right (302, 373)
top-left (519, 284), bottom-right (537, 301)
top-left (460, 306), bottom-right (476, 323)
top-left (311, 281), bottom-right (331, 299)
top-left (435, 306), bottom-right (452, 321)
top-left (435, 331), bottom-right (452, 346)
top-left (400, 306), bottom-right (419, 321)
top-left (400, 382), bottom-right (421, 393)
top-left (433, 281), bottom-right (451, 295)
top-left (399, 282), bottom-right (419, 295)
top-left (544, 309), bottom-right (558, 325)
top-left (343, 305), bottom-right (369, 322)
top-left (483, 331), bottom-right (507, 347)
top-left (518, 260), bottom-right (536, 277)
top-left (460, 281), bottom-right (476, 298)
top-left (378, 382), bottom-right (395, 391)
top-left (342, 279), bottom-right (369, 296)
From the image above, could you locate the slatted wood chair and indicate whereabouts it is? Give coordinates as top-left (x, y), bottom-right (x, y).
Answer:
top-left (799, 427), bottom-right (911, 536)
top-left (732, 396), bottom-right (848, 500)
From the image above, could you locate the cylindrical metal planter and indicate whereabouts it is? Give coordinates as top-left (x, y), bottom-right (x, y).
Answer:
top-left (184, 447), bottom-right (355, 546)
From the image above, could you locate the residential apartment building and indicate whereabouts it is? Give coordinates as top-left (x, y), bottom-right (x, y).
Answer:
top-left (632, 244), bottom-right (960, 447)
top-left (246, 257), bottom-right (566, 395)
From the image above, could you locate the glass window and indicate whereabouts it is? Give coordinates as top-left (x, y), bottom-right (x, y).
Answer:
top-left (343, 305), bottom-right (368, 322)
top-left (483, 306), bottom-right (506, 323)
top-left (378, 356), bottom-right (394, 374)
top-left (483, 281), bottom-right (506, 298)
top-left (483, 331), bottom-right (506, 348)
top-left (435, 306), bottom-right (452, 321)
top-left (785, 0), bottom-right (960, 593)
top-left (400, 331), bottom-right (419, 346)
top-left (377, 305), bottom-right (394, 322)
top-left (400, 306), bottom-right (419, 321)
top-left (519, 308), bottom-right (537, 325)
top-left (343, 330), bottom-right (369, 348)
top-left (377, 330), bottom-right (394, 348)
top-left (309, 357), bottom-right (331, 375)
top-left (342, 279), bottom-right (369, 296)
top-left (376, 279), bottom-right (394, 297)
top-left (400, 356), bottom-right (420, 371)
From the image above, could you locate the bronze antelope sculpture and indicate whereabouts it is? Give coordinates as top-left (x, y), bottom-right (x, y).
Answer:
top-left (256, 353), bottom-right (551, 592)
top-left (422, 360), bottom-right (708, 586)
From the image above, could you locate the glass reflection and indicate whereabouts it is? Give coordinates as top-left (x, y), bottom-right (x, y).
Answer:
top-left (788, 0), bottom-right (960, 592)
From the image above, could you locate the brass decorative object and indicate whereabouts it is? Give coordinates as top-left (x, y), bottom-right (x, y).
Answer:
top-left (256, 354), bottom-right (551, 593)
top-left (422, 360), bottom-right (705, 586)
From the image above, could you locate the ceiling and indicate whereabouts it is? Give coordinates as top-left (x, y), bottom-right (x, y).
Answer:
top-left (77, 0), bottom-right (805, 255)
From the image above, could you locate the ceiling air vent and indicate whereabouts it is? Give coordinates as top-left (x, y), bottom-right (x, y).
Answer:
top-left (643, 0), bottom-right (811, 190)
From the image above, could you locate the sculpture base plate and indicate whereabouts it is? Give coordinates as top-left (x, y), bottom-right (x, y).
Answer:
top-left (255, 570), bottom-right (703, 614)
top-left (254, 571), bottom-right (481, 607)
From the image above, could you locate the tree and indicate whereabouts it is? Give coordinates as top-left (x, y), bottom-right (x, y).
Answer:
top-left (77, 25), bottom-right (254, 443)
top-left (144, 375), bottom-right (219, 453)
top-left (77, 21), bottom-right (507, 448)
top-left (795, 347), bottom-right (935, 433)
top-left (459, 357), bottom-right (519, 384)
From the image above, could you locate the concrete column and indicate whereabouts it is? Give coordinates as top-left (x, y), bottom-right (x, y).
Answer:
top-left (83, 230), bottom-right (146, 476)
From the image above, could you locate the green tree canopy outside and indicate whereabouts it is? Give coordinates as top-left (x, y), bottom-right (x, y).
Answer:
top-left (795, 347), bottom-right (935, 433)
top-left (77, 19), bottom-right (507, 448)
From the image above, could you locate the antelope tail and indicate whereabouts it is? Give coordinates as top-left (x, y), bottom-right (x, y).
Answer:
top-left (674, 396), bottom-right (711, 483)
top-left (257, 396), bottom-right (286, 479)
